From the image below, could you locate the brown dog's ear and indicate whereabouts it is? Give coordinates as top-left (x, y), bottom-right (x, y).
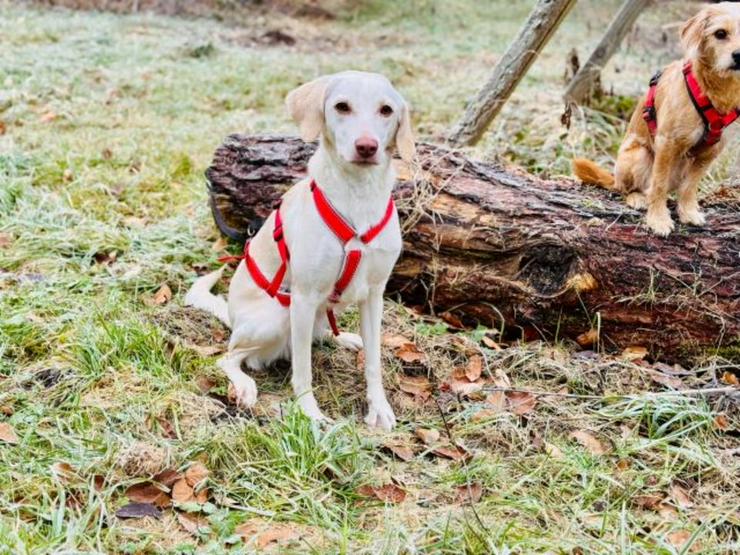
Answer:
top-left (681, 10), bottom-right (708, 58)
top-left (286, 76), bottom-right (332, 142)
top-left (396, 103), bottom-right (415, 163)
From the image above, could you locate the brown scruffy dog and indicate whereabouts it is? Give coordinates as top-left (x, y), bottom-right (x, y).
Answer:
top-left (574, 3), bottom-right (740, 236)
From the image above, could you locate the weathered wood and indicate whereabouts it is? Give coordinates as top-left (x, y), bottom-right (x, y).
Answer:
top-left (447, 0), bottom-right (577, 147)
top-left (206, 134), bottom-right (740, 363)
top-left (564, 0), bottom-right (652, 104)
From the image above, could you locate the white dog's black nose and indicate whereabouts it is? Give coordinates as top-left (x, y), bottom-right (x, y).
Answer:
top-left (355, 137), bottom-right (378, 159)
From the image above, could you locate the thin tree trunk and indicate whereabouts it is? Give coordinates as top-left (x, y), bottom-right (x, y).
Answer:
top-left (447, 0), bottom-right (577, 147)
top-left (564, 0), bottom-right (652, 104)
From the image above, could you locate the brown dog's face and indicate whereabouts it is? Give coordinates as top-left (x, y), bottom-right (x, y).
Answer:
top-left (682, 3), bottom-right (740, 75)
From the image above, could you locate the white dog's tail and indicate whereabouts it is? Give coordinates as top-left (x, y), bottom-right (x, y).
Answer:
top-left (184, 266), bottom-right (230, 328)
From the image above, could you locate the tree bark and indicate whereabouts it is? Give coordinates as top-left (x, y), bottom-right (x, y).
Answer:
top-left (447, 0), bottom-right (577, 147)
top-left (206, 134), bottom-right (740, 363)
top-left (564, 0), bottom-right (652, 104)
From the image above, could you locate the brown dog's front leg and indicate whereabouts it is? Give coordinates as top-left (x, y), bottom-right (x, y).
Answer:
top-left (645, 139), bottom-right (679, 236)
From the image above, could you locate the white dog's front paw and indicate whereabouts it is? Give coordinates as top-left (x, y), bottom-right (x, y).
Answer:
top-left (231, 374), bottom-right (258, 409)
top-left (645, 209), bottom-right (675, 236)
top-left (365, 394), bottom-right (396, 431)
top-left (297, 394), bottom-right (331, 423)
top-left (334, 332), bottom-right (363, 351)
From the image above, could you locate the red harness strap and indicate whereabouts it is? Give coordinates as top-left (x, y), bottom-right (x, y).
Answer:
top-left (642, 61), bottom-right (739, 154)
top-left (220, 180), bottom-right (396, 336)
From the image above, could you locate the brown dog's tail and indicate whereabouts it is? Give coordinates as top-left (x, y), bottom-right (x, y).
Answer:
top-left (572, 158), bottom-right (617, 191)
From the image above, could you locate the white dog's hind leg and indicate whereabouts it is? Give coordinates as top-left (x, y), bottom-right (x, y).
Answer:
top-left (217, 348), bottom-right (259, 409)
top-left (360, 288), bottom-right (396, 430)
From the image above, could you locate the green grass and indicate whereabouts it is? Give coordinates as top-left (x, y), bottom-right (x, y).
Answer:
top-left (1, 0), bottom-right (739, 553)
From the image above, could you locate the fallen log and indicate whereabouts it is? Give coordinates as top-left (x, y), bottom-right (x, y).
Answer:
top-left (206, 135), bottom-right (740, 363)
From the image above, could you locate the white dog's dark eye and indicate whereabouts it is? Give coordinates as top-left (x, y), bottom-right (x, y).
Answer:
top-left (714, 29), bottom-right (728, 40)
top-left (379, 105), bottom-right (394, 117)
top-left (335, 102), bottom-right (351, 114)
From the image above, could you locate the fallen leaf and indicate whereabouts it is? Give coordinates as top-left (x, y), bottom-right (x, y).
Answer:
top-left (666, 530), bottom-right (700, 552)
top-left (616, 459), bottom-right (631, 471)
top-left (0, 405), bottom-right (13, 416)
top-left (50, 462), bottom-right (78, 483)
top-left (195, 487), bottom-right (209, 504)
top-left (465, 355), bottom-right (483, 382)
top-left (714, 414), bottom-right (729, 431)
top-left (236, 521), bottom-right (301, 548)
top-left (383, 443), bottom-right (414, 461)
top-left (721, 371), bottom-right (739, 386)
top-left (177, 512), bottom-right (209, 536)
top-left (40, 111), bottom-right (57, 123)
top-left (125, 482), bottom-right (171, 508)
top-left (492, 368), bottom-right (511, 388)
top-left (398, 375), bottom-right (432, 400)
top-left (506, 391), bottom-right (537, 415)
top-left (431, 444), bottom-right (471, 462)
top-left (187, 343), bottom-right (224, 357)
top-left (153, 469), bottom-right (182, 487)
top-left (633, 494), bottom-right (663, 510)
top-left (395, 343), bottom-right (426, 365)
top-left (648, 370), bottom-right (685, 390)
top-left (481, 335), bottom-right (502, 350)
top-left (93, 475), bottom-right (105, 491)
top-left (440, 311), bottom-right (464, 329)
top-left (454, 482), bottom-right (482, 504)
top-left (544, 442), bottom-right (565, 460)
top-left (670, 483), bottom-right (693, 508)
top-left (0, 233), bottom-right (12, 249)
top-left (445, 377), bottom-right (485, 397)
top-left (570, 430), bottom-right (607, 455)
top-left (195, 376), bottom-right (217, 393)
top-left (0, 422), bottom-right (18, 444)
top-left (93, 250), bottom-right (117, 266)
top-left (414, 428), bottom-right (440, 445)
top-left (622, 346), bottom-right (648, 361)
top-left (185, 462), bottom-right (209, 487)
top-left (115, 502), bottom-right (162, 519)
top-left (172, 478), bottom-right (195, 503)
top-left (211, 236), bottom-right (228, 252)
top-left (382, 334), bottom-right (412, 348)
top-left (156, 416), bottom-right (177, 439)
top-left (485, 391), bottom-right (506, 412)
top-left (576, 328), bottom-right (599, 347)
top-left (0, 121), bottom-right (6, 135)
top-left (151, 284), bottom-right (172, 306)
top-left (358, 483), bottom-right (406, 504)
top-left (471, 408), bottom-right (498, 422)
top-left (657, 502), bottom-right (678, 521)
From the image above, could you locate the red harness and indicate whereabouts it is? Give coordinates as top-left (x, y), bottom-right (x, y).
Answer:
top-left (643, 61), bottom-right (740, 154)
top-left (221, 180), bottom-right (395, 336)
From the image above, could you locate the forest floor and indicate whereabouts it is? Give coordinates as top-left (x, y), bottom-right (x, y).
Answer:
top-left (1, 0), bottom-right (738, 553)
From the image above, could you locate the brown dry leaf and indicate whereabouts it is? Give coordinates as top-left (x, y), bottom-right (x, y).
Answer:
top-left (481, 335), bottom-right (502, 350)
top-left (0, 422), bottom-right (18, 444)
top-left (0, 233), bottom-right (12, 249)
top-left (714, 414), bottom-right (729, 431)
top-left (236, 521), bottom-right (301, 549)
top-left (506, 391), bottom-right (537, 415)
top-left (465, 355), bottom-right (483, 382)
top-left (383, 443), bottom-right (414, 462)
top-left (666, 530), bottom-right (699, 552)
top-left (177, 512), bottom-right (208, 536)
top-left (721, 371), bottom-right (739, 386)
top-left (440, 311), bottom-right (464, 329)
top-left (151, 284), bottom-right (172, 306)
top-left (51, 462), bottom-right (78, 484)
top-left (40, 111), bottom-right (57, 123)
top-left (211, 236), bottom-right (228, 252)
top-left (115, 502), bottom-right (162, 519)
top-left (382, 334), bottom-right (412, 348)
top-left (185, 462), bottom-right (209, 487)
top-left (414, 428), bottom-right (440, 445)
top-left (358, 484), bottom-right (406, 504)
top-left (657, 502), bottom-right (679, 521)
top-left (431, 444), bottom-right (471, 462)
top-left (171, 478), bottom-right (195, 503)
top-left (670, 484), bottom-right (693, 508)
top-left (621, 346), bottom-right (648, 361)
top-left (633, 494), bottom-right (663, 510)
top-left (544, 442), bottom-right (565, 460)
top-left (0, 405), bottom-right (13, 416)
top-left (395, 343), bottom-right (427, 365)
top-left (398, 375), bottom-right (432, 401)
top-left (492, 368), bottom-right (511, 388)
top-left (195, 376), bottom-right (217, 393)
top-left (616, 459), bottom-right (631, 471)
top-left (153, 469), bottom-right (182, 487)
top-left (93, 250), bottom-right (117, 266)
top-left (570, 430), bottom-right (607, 455)
top-left (156, 416), bottom-right (177, 439)
top-left (446, 377), bottom-right (485, 397)
top-left (576, 328), bottom-right (599, 347)
top-left (454, 482), bottom-right (482, 504)
top-left (0, 121), bottom-right (6, 135)
top-left (125, 482), bottom-right (171, 508)
top-left (485, 391), bottom-right (506, 412)
top-left (648, 370), bottom-right (685, 390)
top-left (188, 344), bottom-right (224, 357)
top-left (471, 409), bottom-right (498, 422)
top-left (195, 487), bottom-right (209, 504)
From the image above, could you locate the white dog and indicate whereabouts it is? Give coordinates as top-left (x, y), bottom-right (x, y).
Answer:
top-left (186, 71), bottom-right (415, 430)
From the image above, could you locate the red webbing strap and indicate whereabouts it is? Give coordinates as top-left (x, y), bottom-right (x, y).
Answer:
top-left (329, 249), bottom-right (362, 303)
top-left (244, 242), bottom-right (290, 307)
top-left (360, 197), bottom-right (395, 244)
top-left (265, 207), bottom-right (290, 298)
top-left (683, 61), bottom-right (740, 149)
top-left (642, 70), bottom-right (661, 137)
top-left (310, 181), bottom-right (355, 243)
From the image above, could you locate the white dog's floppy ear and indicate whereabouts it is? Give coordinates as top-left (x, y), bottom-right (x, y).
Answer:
top-left (396, 103), bottom-right (416, 163)
top-left (680, 10), bottom-right (707, 58)
top-left (286, 75), bottom-right (332, 142)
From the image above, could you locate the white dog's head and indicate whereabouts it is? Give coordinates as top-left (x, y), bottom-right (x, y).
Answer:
top-left (682, 2), bottom-right (740, 75)
top-left (286, 71), bottom-right (415, 167)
